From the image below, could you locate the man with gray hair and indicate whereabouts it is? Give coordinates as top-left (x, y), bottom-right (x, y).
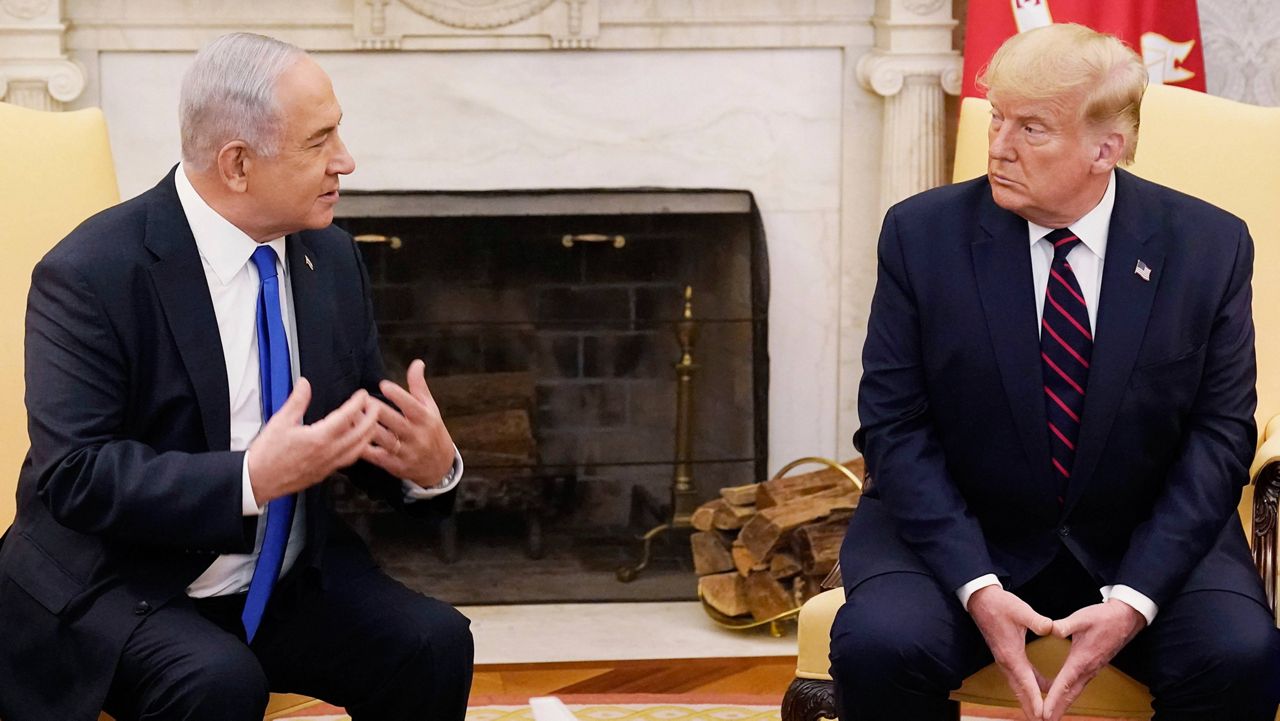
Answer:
top-left (0, 32), bottom-right (473, 720)
top-left (830, 23), bottom-right (1280, 721)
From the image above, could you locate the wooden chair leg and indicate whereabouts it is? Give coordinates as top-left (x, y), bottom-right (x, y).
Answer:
top-left (781, 678), bottom-right (838, 721)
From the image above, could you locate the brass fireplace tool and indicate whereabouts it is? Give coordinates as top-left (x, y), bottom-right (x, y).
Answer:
top-left (617, 286), bottom-right (700, 582)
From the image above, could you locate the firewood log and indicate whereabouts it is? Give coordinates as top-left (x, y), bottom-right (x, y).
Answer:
top-left (691, 531), bottom-right (735, 575)
top-left (770, 552), bottom-right (802, 580)
top-left (745, 570), bottom-right (797, 621)
top-left (712, 501), bottom-right (756, 531)
top-left (691, 499), bottom-right (726, 532)
top-left (731, 539), bottom-right (756, 576)
top-left (792, 574), bottom-right (825, 607)
top-left (738, 486), bottom-right (857, 561)
top-left (792, 520), bottom-right (847, 577)
top-left (757, 458), bottom-right (864, 509)
top-left (450, 409), bottom-right (536, 457)
top-left (718, 483), bottom-right (759, 506)
top-left (699, 572), bottom-right (749, 617)
top-left (432, 371), bottom-right (536, 416)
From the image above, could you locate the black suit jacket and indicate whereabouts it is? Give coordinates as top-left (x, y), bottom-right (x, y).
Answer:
top-left (0, 168), bottom-right (453, 720)
top-left (841, 169), bottom-right (1267, 613)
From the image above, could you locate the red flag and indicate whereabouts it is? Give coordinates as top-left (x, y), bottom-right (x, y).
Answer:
top-left (961, 0), bottom-right (1207, 98)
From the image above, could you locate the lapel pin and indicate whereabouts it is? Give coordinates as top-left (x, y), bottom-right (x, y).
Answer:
top-left (1134, 259), bottom-right (1152, 282)
top-left (304, 254), bottom-right (315, 271)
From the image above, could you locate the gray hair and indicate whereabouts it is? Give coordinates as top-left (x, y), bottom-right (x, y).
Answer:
top-left (179, 32), bottom-right (306, 170)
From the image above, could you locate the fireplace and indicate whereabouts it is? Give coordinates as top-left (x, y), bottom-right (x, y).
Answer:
top-left (75, 0), bottom-right (961, 598)
top-left (331, 189), bottom-right (768, 603)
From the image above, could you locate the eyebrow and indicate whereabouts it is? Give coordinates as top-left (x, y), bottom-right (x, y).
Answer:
top-left (305, 112), bottom-right (343, 143)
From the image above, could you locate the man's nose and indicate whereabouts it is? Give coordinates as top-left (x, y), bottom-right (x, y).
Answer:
top-left (331, 133), bottom-right (356, 175)
top-left (988, 125), bottom-right (1015, 161)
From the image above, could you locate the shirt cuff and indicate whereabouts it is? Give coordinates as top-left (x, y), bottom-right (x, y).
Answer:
top-left (402, 446), bottom-right (464, 502)
top-left (241, 450), bottom-right (265, 517)
top-left (957, 574), bottom-right (1002, 611)
top-left (1100, 584), bottom-right (1158, 625)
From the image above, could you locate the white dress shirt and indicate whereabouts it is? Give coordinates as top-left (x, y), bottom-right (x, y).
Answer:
top-left (175, 165), bottom-right (461, 598)
top-left (957, 172), bottom-right (1159, 625)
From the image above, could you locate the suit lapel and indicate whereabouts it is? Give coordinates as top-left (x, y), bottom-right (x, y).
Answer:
top-left (144, 169), bottom-right (231, 452)
top-left (285, 233), bottom-right (343, 560)
top-left (973, 193), bottom-right (1055, 492)
top-left (1066, 170), bottom-right (1164, 511)
top-left (285, 234), bottom-right (337, 425)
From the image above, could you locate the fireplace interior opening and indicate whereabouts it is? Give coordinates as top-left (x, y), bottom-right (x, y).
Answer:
top-left (333, 190), bottom-right (767, 604)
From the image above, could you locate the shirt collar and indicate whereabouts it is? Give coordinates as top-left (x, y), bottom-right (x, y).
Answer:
top-left (1027, 169), bottom-right (1116, 260)
top-left (174, 163), bottom-right (288, 286)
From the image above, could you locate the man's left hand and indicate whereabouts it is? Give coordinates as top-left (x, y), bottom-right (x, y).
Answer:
top-left (1041, 599), bottom-right (1146, 721)
top-left (362, 358), bottom-right (456, 487)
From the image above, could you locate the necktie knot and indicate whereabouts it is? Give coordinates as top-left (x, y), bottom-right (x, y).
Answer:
top-left (1046, 228), bottom-right (1081, 262)
top-left (251, 245), bottom-right (279, 281)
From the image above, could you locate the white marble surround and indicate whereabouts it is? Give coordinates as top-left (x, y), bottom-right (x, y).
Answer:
top-left (4, 0), bottom-right (963, 471)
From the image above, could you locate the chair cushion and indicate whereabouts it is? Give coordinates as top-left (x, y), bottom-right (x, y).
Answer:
top-left (794, 588), bottom-right (1154, 717)
top-left (953, 636), bottom-right (1152, 718)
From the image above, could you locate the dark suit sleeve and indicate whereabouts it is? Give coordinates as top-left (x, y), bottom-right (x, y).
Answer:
top-left (1114, 223), bottom-right (1257, 606)
top-left (856, 207), bottom-right (996, 593)
top-left (25, 255), bottom-right (252, 552)
top-left (339, 237), bottom-right (456, 520)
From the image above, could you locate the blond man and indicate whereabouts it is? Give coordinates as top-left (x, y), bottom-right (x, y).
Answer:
top-left (831, 23), bottom-right (1280, 721)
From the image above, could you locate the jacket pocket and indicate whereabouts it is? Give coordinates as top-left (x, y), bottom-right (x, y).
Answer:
top-left (1129, 343), bottom-right (1207, 389)
top-left (2, 533), bottom-right (80, 615)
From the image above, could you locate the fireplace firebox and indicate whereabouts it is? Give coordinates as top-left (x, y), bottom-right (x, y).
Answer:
top-left (332, 189), bottom-right (768, 604)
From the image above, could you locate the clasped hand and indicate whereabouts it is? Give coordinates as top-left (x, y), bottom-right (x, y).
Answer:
top-left (247, 359), bottom-right (455, 504)
top-left (968, 586), bottom-right (1146, 721)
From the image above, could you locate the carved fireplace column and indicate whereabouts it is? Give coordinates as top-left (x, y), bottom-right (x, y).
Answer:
top-left (857, 0), bottom-right (962, 212)
top-left (0, 0), bottom-right (85, 110)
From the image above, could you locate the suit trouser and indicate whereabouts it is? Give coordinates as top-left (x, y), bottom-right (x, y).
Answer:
top-left (829, 551), bottom-right (1280, 721)
top-left (102, 565), bottom-right (474, 721)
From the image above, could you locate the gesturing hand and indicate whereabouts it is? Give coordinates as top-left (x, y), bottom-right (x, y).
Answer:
top-left (1040, 600), bottom-right (1146, 721)
top-left (247, 378), bottom-right (379, 505)
top-left (363, 359), bottom-right (456, 488)
top-left (968, 585), bottom-right (1055, 720)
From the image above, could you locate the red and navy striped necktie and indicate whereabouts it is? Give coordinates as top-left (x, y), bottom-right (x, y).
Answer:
top-left (1041, 228), bottom-right (1092, 489)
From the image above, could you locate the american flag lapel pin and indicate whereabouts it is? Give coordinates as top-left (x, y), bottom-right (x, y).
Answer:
top-left (304, 254), bottom-right (315, 271)
top-left (1134, 259), bottom-right (1151, 282)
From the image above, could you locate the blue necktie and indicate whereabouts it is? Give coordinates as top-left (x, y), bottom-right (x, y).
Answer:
top-left (1040, 228), bottom-right (1092, 498)
top-left (241, 245), bottom-right (296, 642)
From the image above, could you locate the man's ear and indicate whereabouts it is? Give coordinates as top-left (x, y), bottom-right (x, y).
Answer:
top-left (215, 141), bottom-right (251, 193)
top-left (1091, 131), bottom-right (1125, 174)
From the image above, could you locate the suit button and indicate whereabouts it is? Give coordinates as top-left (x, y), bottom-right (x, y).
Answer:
top-left (134, 601), bottom-right (151, 616)
top-left (1058, 525), bottom-right (1071, 538)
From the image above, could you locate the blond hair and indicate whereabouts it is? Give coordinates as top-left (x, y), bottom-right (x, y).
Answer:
top-left (977, 23), bottom-right (1148, 163)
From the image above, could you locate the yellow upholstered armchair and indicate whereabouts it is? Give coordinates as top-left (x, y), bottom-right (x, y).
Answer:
top-left (0, 101), bottom-right (319, 721)
top-left (782, 84), bottom-right (1280, 721)
top-left (0, 102), bottom-right (120, 531)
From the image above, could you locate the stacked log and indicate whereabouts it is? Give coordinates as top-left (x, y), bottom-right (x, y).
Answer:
top-left (694, 459), bottom-right (864, 622)
top-left (431, 371), bottom-right (537, 467)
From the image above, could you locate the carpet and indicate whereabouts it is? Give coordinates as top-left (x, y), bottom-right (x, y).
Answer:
top-left (269, 693), bottom-right (1124, 721)
top-left (268, 694), bottom-right (1127, 721)
top-left (271, 694), bottom-right (780, 721)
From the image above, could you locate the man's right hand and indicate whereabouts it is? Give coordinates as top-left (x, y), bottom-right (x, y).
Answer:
top-left (968, 585), bottom-right (1054, 720)
top-left (246, 378), bottom-right (380, 505)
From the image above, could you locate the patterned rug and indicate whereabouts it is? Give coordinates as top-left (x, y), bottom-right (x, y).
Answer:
top-left (269, 695), bottom-right (1111, 721)
top-left (272, 695), bottom-right (780, 721)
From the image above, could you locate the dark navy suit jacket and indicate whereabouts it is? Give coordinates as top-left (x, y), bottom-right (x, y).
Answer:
top-left (841, 169), bottom-right (1266, 613)
top-left (0, 168), bottom-right (453, 720)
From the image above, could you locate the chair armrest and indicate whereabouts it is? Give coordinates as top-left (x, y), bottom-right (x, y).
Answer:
top-left (1250, 415), bottom-right (1280, 626)
top-left (795, 588), bottom-right (844, 681)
